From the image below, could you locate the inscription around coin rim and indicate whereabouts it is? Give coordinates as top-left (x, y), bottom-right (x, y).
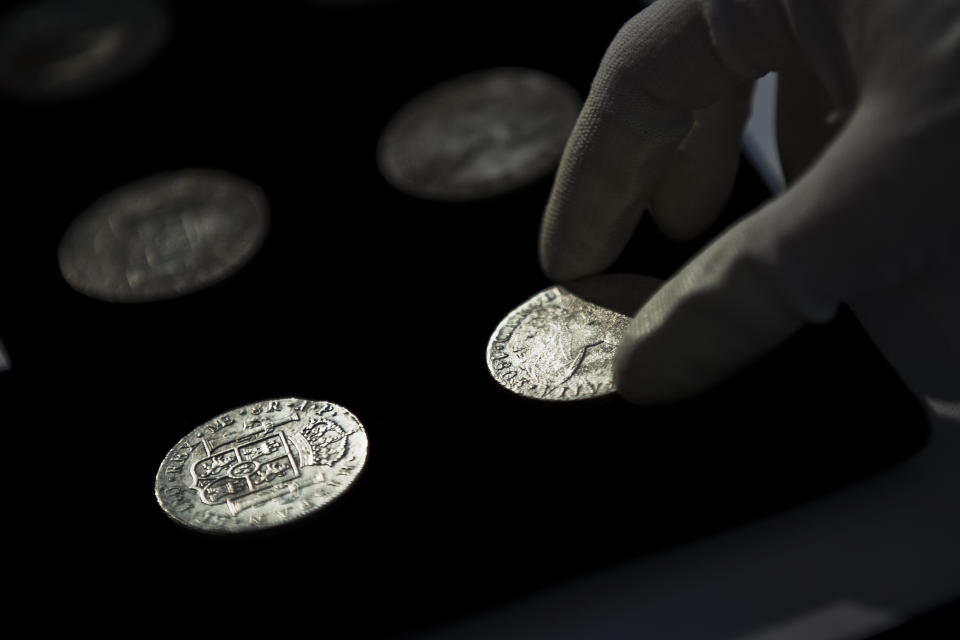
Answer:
top-left (155, 398), bottom-right (367, 533)
top-left (486, 286), bottom-right (632, 401)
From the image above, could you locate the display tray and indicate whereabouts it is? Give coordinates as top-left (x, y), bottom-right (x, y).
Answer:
top-left (0, 1), bottom-right (926, 635)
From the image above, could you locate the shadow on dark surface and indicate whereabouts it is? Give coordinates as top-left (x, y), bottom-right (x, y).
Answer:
top-left (870, 598), bottom-right (960, 638)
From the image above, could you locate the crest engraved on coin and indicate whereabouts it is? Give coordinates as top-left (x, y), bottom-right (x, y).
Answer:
top-left (58, 168), bottom-right (269, 302)
top-left (487, 278), bottom-right (661, 401)
top-left (377, 67), bottom-right (581, 201)
top-left (0, 0), bottom-right (169, 101)
top-left (155, 398), bottom-right (368, 533)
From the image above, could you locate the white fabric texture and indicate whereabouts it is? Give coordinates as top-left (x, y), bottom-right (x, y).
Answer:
top-left (539, 0), bottom-right (960, 406)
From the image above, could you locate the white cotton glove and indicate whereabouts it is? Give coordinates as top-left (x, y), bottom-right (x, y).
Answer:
top-left (540, 0), bottom-right (960, 405)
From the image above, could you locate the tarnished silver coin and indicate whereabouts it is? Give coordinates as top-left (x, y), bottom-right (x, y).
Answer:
top-left (0, 0), bottom-right (169, 101)
top-left (377, 67), bottom-right (581, 201)
top-left (156, 398), bottom-right (368, 533)
top-left (58, 168), bottom-right (269, 302)
top-left (487, 276), bottom-right (662, 401)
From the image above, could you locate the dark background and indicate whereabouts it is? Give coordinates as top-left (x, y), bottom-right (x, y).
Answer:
top-left (0, 1), bottom-right (929, 635)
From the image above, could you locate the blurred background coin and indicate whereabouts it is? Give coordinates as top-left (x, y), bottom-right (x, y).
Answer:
top-left (487, 274), bottom-right (662, 401)
top-left (156, 398), bottom-right (368, 533)
top-left (0, 0), bottom-right (170, 101)
top-left (377, 67), bottom-right (581, 201)
top-left (58, 168), bottom-right (269, 303)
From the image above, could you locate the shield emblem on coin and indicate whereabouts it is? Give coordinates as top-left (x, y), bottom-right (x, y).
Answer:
top-left (190, 432), bottom-right (301, 514)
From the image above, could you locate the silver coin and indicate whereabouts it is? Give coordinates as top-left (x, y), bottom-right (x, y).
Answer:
top-left (156, 398), bottom-right (368, 533)
top-left (377, 67), bottom-right (581, 201)
top-left (0, 0), bottom-right (169, 101)
top-left (58, 168), bottom-right (269, 302)
top-left (487, 275), bottom-right (662, 401)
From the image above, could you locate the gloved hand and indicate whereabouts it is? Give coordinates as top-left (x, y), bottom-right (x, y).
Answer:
top-left (540, 0), bottom-right (960, 406)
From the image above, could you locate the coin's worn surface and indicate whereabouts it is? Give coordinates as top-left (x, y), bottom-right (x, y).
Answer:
top-left (0, 0), bottom-right (169, 101)
top-left (487, 277), bottom-right (661, 401)
top-left (58, 168), bottom-right (269, 302)
top-left (156, 398), bottom-right (368, 533)
top-left (377, 67), bottom-right (581, 201)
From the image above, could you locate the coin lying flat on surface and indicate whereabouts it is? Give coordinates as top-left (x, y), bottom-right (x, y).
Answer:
top-left (377, 67), bottom-right (581, 201)
top-left (156, 398), bottom-right (368, 533)
top-left (0, 0), bottom-right (169, 101)
top-left (58, 168), bottom-right (269, 302)
top-left (487, 275), bottom-right (662, 401)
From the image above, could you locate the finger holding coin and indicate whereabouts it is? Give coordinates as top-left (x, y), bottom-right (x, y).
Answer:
top-left (487, 274), bottom-right (662, 401)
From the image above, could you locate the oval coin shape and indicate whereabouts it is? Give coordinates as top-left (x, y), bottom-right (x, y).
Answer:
top-left (59, 168), bottom-right (269, 302)
top-left (0, 0), bottom-right (169, 101)
top-left (378, 67), bottom-right (581, 201)
top-left (155, 398), bottom-right (368, 533)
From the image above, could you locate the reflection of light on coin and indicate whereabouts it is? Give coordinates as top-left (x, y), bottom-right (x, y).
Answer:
top-left (378, 67), bottom-right (581, 201)
top-left (487, 276), bottom-right (661, 401)
top-left (0, 0), bottom-right (169, 101)
top-left (156, 398), bottom-right (368, 533)
top-left (58, 168), bottom-right (269, 303)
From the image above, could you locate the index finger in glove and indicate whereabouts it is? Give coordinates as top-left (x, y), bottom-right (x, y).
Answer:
top-left (539, 0), bottom-right (799, 281)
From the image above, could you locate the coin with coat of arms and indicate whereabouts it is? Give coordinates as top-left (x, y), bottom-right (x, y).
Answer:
top-left (155, 398), bottom-right (368, 533)
top-left (487, 275), bottom-right (662, 401)
top-left (58, 168), bottom-right (269, 302)
top-left (377, 67), bottom-right (581, 201)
